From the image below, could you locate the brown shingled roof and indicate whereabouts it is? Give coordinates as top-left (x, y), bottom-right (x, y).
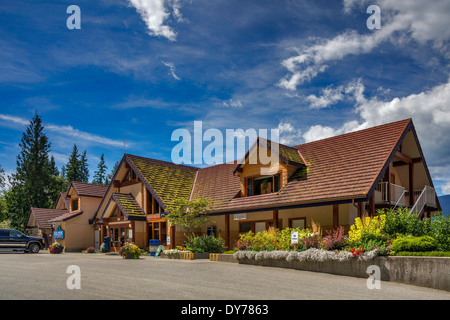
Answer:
top-left (29, 208), bottom-right (69, 229)
top-left (190, 162), bottom-right (241, 211)
top-left (200, 119), bottom-right (412, 214)
top-left (70, 181), bottom-right (108, 198)
top-left (48, 211), bottom-right (84, 223)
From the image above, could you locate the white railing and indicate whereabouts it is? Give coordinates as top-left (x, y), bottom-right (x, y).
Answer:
top-left (390, 189), bottom-right (407, 214)
top-left (375, 182), bottom-right (405, 205)
top-left (410, 186), bottom-right (436, 217)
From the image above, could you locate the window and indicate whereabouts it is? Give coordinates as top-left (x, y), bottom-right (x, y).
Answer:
top-left (239, 223), bottom-right (252, 233)
top-left (239, 220), bottom-right (282, 233)
top-left (206, 226), bottom-right (217, 237)
top-left (289, 218), bottom-right (306, 230)
top-left (246, 173), bottom-right (281, 196)
top-left (111, 206), bottom-right (121, 218)
top-left (71, 199), bottom-right (78, 211)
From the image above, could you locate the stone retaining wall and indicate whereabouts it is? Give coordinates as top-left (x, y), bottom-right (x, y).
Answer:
top-left (235, 255), bottom-right (450, 291)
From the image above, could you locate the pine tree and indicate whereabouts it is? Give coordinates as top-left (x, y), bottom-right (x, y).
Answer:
top-left (65, 144), bottom-right (81, 182)
top-left (92, 154), bottom-right (108, 185)
top-left (49, 155), bottom-right (59, 177)
top-left (80, 150), bottom-right (89, 183)
top-left (6, 113), bottom-right (53, 229)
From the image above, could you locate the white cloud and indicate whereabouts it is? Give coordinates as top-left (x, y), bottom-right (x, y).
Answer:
top-left (279, 0), bottom-right (450, 90)
top-left (306, 78), bottom-right (365, 109)
top-left (223, 99), bottom-right (243, 108)
top-left (277, 121), bottom-right (302, 145)
top-left (303, 78), bottom-right (450, 145)
top-left (162, 61), bottom-right (181, 80)
top-left (0, 113), bottom-right (126, 149)
top-left (0, 114), bottom-right (29, 126)
top-left (127, 0), bottom-right (186, 41)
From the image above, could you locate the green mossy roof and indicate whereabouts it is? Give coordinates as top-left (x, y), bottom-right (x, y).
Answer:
top-left (113, 193), bottom-right (145, 217)
top-left (125, 154), bottom-right (198, 212)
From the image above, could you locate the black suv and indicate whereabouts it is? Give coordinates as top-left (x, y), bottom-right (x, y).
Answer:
top-left (0, 228), bottom-right (45, 253)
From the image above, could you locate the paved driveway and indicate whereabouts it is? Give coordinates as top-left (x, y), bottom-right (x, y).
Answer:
top-left (0, 252), bottom-right (449, 300)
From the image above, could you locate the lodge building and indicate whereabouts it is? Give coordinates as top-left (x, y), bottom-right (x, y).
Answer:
top-left (26, 119), bottom-right (440, 252)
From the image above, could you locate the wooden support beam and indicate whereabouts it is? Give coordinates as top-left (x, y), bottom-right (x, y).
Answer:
top-left (333, 204), bottom-right (339, 229)
top-left (393, 157), bottom-right (422, 167)
top-left (368, 194), bottom-right (375, 217)
top-left (395, 151), bottom-right (413, 164)
top-left (273, 210), bottom-right (279, 230)
top-left (224, 214), bottom-right (230, 250)
top-left (409, 162), bottom-right (414, 206)
top-left (170, 225), bottom-right (176, 249)
top-left (358, 202), bottom-right (364, 218)
top-left (384, 165), bottom-right (391, 203)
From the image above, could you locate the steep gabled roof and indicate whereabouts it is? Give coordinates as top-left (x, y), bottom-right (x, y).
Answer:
top-left (125, 154), bottom-right (198, 211)
top-left (54, 192), bottom-right (70, 210)
top-left (112, 192), bottom-right (146, 220)
top-left (234, 138), bottom-right (307, 174)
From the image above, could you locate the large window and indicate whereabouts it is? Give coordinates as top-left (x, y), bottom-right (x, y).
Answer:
top-left (246, 173), bottom-right (281, 196)
top-left (148, 221), bottom-right (167, 246)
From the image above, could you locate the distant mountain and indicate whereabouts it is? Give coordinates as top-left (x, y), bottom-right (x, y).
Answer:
top-left (438, 195), bottom-right (450, 216)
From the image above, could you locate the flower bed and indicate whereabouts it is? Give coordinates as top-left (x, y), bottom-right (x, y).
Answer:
top-left (233, 248), bottom-right (379, 263)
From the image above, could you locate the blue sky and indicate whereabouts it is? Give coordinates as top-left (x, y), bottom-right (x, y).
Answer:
top-left (0, 0), bottom-right (449, 195)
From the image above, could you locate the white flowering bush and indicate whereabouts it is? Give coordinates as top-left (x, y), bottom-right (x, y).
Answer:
top-left (234, 248), bottom-right (379, 263)
top-left (164, 249), bottom-right (192, 255)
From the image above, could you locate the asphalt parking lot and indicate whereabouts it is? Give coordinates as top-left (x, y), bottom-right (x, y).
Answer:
top-left (0, 251), bottom-right (449, 300)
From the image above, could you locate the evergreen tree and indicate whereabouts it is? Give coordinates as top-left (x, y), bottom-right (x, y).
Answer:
top-left (48, 155), bottom-right (59, 177)
top-left (65, 144), bottom-right (81, 182)
top-left (6, 113), bottom-right (53, 230)
top-left (92, 154), bottom-right (108, 185)
top-left (0, 164), bottom-right (5, 190)
top-left (80, 150), bottom-right (89, 183)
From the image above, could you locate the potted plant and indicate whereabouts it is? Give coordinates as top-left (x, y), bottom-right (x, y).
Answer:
top-left (118, 243), bottom-right (142, 259)
top-left (48, 242), bottom-right (64, 254)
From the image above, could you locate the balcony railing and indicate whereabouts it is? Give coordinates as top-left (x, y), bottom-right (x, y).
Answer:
top-left (410, 186), bottom-right (437, 216)
top-left (375, 182), bottom-right (406, 206)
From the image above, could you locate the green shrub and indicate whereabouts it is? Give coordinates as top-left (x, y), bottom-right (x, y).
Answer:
top-left (391, 236), bottom-right (437, 252)
top-left (222, 250), bottom-right (235, 254)
top-left (235, 227), bottom-right (315, 251)
top-left (393, 251), bottom-right (450, 257)
top-left (185, 234), bottom-right (225, 253)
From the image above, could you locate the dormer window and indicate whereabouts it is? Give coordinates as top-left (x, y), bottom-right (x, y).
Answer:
top-left (71, 199), bottom-right (79, 211)
top-left (246, 173), bottom-right (281, 196)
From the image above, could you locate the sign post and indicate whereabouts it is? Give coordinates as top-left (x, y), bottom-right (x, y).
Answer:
top-left (291, 231), bottom-right (299, 251)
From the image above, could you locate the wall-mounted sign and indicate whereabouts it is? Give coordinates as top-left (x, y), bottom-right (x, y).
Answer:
top-left (54, 225), bottom-right (65, 240)
top-left (234, 213), bottom-right (247, 221)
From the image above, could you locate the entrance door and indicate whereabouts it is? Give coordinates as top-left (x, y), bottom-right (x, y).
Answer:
top-left (109, 226), bottom-right (129, 250)
top-left (94, 230), bottom-right (100, 250)
top-left (148, 221), bottom-right (167, 246)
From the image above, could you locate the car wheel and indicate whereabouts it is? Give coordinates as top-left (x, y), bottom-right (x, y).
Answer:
top-left (28, 243), bottom-right (40, 254)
